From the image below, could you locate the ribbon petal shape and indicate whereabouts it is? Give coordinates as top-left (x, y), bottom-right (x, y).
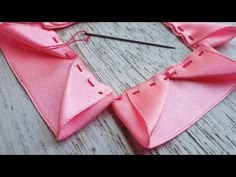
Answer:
top-left (113, 23), bottom-right (236, 148)
top-left (58, 59), bottom-right (114, 140)
top-left (0, 22), bottom-right (236, 149)
top-left (0, 22), bottom-right (114, 141)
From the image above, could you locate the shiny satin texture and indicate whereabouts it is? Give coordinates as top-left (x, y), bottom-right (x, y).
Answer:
top-left (0, 22), bottom-right (235, 148)
top-left (0, 22), bottom-right (114, 141)
top-left (112, 22), bottom-right (236, 148)
top-left (41, 22), bottom-right (76, 29)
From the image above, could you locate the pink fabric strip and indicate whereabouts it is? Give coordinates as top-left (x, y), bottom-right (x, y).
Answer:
top-left (41, 22), bottom-right (76, 30)
top-left (0, 22), bottom-right (114, 141)
top-left (164, 22), bottom-right (236, 48)
top-left (1, 22), bottom-right (236, 149)
top-left (112, 23), bottom-right (236, 148)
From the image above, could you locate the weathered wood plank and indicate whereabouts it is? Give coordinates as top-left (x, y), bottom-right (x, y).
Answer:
top-left (0, 22), bottom-right (235, 154)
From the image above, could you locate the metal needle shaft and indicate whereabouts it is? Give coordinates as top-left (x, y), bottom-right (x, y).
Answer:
top-left (84, 32), bottom-right (176, 49)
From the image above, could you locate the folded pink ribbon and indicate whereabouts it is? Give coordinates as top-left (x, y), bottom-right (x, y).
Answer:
top-left (112, 22), bottom-right (236, 148)
top-left (0, 22), bottom-right (114, 141)
top-left (0, 22), bottom-right (235, 148)
top-left (41, 22), bottom-right (76, 29)
top-left (163, 22), bottom-right (236, 48)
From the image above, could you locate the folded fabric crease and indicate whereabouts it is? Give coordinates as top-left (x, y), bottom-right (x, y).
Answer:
top-left (112, 22), bottom-right (236, 148)
top-left (0, 22), bottom-right (114, 141)
top-left (0, 22), bottom-right (235, 148)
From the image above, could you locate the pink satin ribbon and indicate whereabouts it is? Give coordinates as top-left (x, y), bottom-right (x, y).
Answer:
top-left (41, 22), bottom-right (76, 29)
top-left (112, 23), bottom-right (236, 148)
top-left (0, 22), bottom-right (235, 148)
top-left (0, 22), bottom-right (114, 141)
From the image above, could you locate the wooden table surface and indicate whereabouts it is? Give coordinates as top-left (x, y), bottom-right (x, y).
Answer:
top-left (0, 22), bottom-right (236, 155)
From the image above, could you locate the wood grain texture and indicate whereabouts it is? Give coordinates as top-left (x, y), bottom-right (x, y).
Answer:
top-left (0, 22), bottom-right (235, 154)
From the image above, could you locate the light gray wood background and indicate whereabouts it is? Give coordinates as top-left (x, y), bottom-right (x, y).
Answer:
top-left (0, 22), bottom-right (235, 155)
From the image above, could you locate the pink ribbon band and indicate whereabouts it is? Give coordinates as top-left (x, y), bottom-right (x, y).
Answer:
top-left (0, 22), bottom-right (235, 148)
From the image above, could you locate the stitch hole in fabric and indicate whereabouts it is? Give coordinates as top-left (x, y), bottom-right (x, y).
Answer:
top-left (116, 95), bottom-right (123, 100)
top-left (189, 36), bottom-right (194, 41)
top-left (65, 53), bottom-right (70, 58)
top-left (76, 65), bottom-right (83, 72)
top-left (149, 82), bottom-right (156, 87)
top-left (177, 26), bottom-right (184, 32)
top-left (87, 79), bottom-right (95, 87)
top-left (182, 60), bottom-right (193, 68)
top-left (53, 37), bottom-right (59, 43)
top-left (193, 44), bottom-right (199, 48)
top-left (132, 90), bottom-right (140, 95)
top-left (163, 76), bottom-right (168, 80)
top-left (164, 71), bottom-right (177, 80)
top-left (198, 51), bottom-right (204, 56)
